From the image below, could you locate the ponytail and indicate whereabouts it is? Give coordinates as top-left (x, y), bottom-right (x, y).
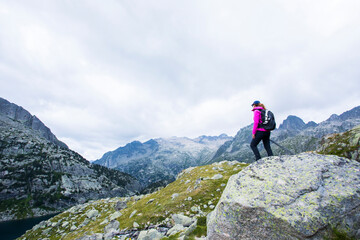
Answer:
top-left (259, 103), bottom-right (266, 110)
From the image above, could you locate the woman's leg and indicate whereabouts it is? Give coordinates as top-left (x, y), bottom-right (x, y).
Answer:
top-left (250, 132), bottom-right (262, 160)
top-left (262, 131), bottom-right (273, 157)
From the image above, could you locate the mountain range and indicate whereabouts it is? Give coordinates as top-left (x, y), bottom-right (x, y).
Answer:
top-left (1, 96), bottom-right (359, 223)
top-left (93, 105), bottom-right (360, 192)
top-left (93, 134), bottom-right (232, 190)
top-left (210, 105), bottom-right (360, 163)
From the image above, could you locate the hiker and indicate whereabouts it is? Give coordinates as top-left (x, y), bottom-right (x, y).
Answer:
top-left (250, 100), bottom-right (273, 160)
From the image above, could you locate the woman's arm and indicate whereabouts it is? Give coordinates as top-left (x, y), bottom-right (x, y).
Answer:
top-left (252, 110), bottom-right (261, 136)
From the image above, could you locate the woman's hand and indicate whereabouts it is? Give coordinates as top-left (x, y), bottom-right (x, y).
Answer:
top-left (252, 134), bottom-right (255, 139)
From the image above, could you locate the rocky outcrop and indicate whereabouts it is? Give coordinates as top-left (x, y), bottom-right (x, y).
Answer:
top-left (207, 153), bottom-right (360, 239)
top-left (317, 125), bottom-right (360, 162)
top-left (0, 97), bottom-right (68, 148)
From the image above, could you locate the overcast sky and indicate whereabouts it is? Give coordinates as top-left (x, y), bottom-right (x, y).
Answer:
top-left (1, 1), bottom-right (359, 160)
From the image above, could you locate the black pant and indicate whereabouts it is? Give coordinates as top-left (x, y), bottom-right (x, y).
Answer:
top-left (250, 131), bottom-right (273, 160)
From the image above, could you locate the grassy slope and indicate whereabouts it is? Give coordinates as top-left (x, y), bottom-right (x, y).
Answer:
top-left (19, 161), bottom-right (248, 240)
top-left (317, 125), bottom-right (360, 161)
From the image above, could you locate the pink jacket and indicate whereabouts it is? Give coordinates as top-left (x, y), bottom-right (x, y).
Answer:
top-left (252, 106), bottom-right (267, 135)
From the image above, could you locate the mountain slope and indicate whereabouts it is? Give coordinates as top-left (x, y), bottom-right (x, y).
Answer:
top-left (317, 124), bottom-right (360, 162)
top-left (94, 135), bottom-right (232, 187)
top-left (212, 106), bottom-right (360, 163)
top-left (0, 98), bottom-right (141, 221)
top-left (18, 160), bottom-right (248, 240)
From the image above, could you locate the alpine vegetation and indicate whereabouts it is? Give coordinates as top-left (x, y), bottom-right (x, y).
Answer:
top-left (19, 160), bottom-right (248, 240)
top-left (317, 124), bottom-right (360, 162)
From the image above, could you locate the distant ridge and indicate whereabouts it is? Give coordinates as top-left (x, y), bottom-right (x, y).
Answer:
top-left (94, 135), bottom-right (232, 187)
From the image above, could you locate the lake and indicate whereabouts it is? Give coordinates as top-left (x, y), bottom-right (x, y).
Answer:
top-left (0, 214), bottom-right (57, 240)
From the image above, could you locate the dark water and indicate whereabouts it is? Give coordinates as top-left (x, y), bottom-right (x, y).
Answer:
top-left (0, 214), bottom-right (57, 240)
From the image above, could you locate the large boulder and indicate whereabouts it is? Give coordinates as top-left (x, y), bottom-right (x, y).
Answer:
top-left (207, 153), bottom-right (360, 239)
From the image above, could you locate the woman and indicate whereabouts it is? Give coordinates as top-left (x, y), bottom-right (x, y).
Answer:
top-left (250, 100), bottom-right (273, 160)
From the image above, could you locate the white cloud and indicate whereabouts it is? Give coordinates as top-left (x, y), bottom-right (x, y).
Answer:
top-left (0, 0), bottom-right (359, 159)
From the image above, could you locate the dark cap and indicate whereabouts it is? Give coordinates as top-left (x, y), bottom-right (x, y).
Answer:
top-left (252, 100), bottom-right (260, 106)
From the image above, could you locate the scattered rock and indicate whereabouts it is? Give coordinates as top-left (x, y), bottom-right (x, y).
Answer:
top-left (129, 210), bottom-right (137, 218)
top-left (79, 218), bottom-right (90, 228)
top-left (100, 219), bottom-right (109, 225)
top-left (70, 225), bottom-right (77, 231)
top-left (138, 229), bottom-right (164, 240)
top-left (86, 209), bottom-right (99, 220)
top-left (191, 206), bottom-right (200, 213)
top-left (61, 221), bottom-right (69, 228)
top-left (211, 174), bottom-right (223, 180)
top-left (104, 220), bottom-right (120, 234)
top-left (171, 193), bottom-right (179, 200)
top-left (109, 211), bottom-right (122, 221)
top-left (172, 213), bottom-right (194, 227)
top-left (104, 230), bottom-right (119, 240)
top-left (76, 233), bottom-right (103, 240)
top-left (181, 219), bottom-right (198, 237)
top-left (114, 200), bottom-right (128, 211)
top-left (167, 224), bottom-right (186, 236)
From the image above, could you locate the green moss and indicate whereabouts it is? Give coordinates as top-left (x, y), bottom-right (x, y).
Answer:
top-left (161, 232), bottom-right (181, 240)
top-left (187, 216), bottom-right (207, 239)
top-left (324, 227), bottom-right (356, 240)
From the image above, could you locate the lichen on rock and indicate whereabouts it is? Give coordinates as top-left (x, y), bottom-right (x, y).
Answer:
top-left (207, 153), bottom-right (360, 240)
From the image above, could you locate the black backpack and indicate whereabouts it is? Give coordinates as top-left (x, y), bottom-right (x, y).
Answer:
top-left (259, 109), bottom-right (276, 131)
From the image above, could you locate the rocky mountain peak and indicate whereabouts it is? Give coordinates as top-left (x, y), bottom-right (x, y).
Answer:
top-left (327, 113), bottom-right (341, 121)
top-left (278, 115), bottom-right (306, 131)
top-left (0, 97), bottom-right (68, 148)
top-left (325, 106), bottom-right (360, 122)
top-left (305, 120), bottom-right (318, 128)
top-left (339, 105), bottom-right (360, 120)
